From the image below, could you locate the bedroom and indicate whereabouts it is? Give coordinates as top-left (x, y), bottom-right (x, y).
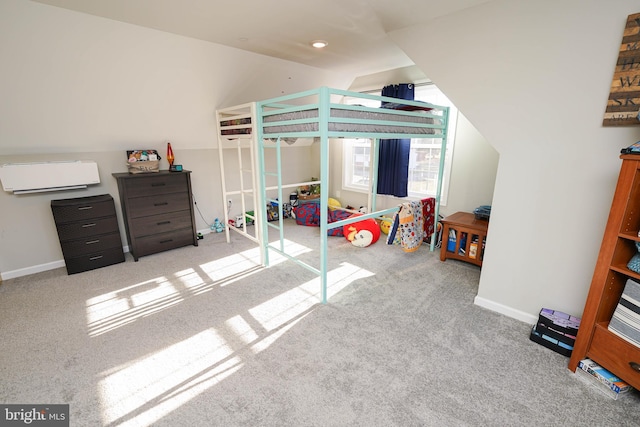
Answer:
top-left (3, 0), bottom-right (640, 425)
top-left (0, 1), bottom-right (496, 290)
top-left (2, 0), bottom-right (640, 327)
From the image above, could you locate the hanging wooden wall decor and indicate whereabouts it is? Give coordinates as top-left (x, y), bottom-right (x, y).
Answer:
top-left (603, 12), bottom-right (640, 126)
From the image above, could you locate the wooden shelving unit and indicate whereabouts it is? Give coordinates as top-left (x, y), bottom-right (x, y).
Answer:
top-left (568, 155), bottom-right (640, 390)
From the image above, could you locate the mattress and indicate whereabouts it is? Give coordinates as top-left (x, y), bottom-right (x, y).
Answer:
top-left (262, 107), bottom-right (440, 135)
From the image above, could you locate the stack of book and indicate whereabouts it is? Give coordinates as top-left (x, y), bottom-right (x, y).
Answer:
top-left (529, 308), bottom-right (580, 357)
top-left (576, 358), bottom-right (633, 399)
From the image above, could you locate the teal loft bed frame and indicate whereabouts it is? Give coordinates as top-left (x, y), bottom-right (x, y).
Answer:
top-left (255, 86), bottom-right (449, 304)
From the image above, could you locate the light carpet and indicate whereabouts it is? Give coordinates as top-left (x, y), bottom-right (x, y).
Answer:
top-left (1, 221), bottom-right (639, 426)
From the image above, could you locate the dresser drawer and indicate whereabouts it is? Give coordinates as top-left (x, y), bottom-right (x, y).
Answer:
top-left (64, 246), bottom-right (126, 275)
top-left (59, 232), bottom-right (123, 258)
top-left (51, 194), bottom-right (116, 223)
top-left (135, 228), bottom-right (196, 257)
top-left (130, 211), bottom-right (193, 237)
top-left (55, 216), bottom-right (120, 241)
top-left (127, 192), bottom-right (191, 218)
top-left (123, 173), bottom-right (189, 197)
top-left (588, 324), bottom-right (640, 390)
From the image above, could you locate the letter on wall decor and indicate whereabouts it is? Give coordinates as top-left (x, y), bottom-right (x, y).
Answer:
top-left (603, 12), bottom-right (640, 126)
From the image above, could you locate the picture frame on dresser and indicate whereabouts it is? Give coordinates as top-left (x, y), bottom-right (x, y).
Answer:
top-left (112, 170), bottom-right (198, 261)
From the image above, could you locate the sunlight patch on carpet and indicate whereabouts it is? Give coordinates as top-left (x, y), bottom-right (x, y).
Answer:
top-left (86, 276), bottom-right (183, 337)
top-left (199, 239), bottom-right (311, 287)
top-left (94, 260), bottom-right (374, 425)
top-left (225, 315), bottom-right (259, 344)
top-left (98, 328), bottom-right (242, 427)
top-left (249, 262), bottom-right (374, 333)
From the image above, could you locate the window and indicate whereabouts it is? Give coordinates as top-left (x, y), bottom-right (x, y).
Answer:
top-left (342, 84), bottom-right (457, 205)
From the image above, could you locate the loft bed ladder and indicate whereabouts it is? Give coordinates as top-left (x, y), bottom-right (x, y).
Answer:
top-left (216, 102), bottom-right (265, 263)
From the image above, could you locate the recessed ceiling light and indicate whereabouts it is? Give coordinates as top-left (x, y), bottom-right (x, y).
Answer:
top-left (311, 40), bottom-right (328, 49)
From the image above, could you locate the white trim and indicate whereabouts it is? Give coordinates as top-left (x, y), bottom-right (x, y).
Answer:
top-left (1, 245), bottom-right (131, 280)
top-left (1, 260), bottom-right (66, 280)
top-left (473, 295), bottom-right (537, 325)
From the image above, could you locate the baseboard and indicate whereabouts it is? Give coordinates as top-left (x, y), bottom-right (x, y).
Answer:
top-left (1, 260), bottom-right (66, 281)
top-left (474, 295), bottom-right (538, 325)
top-left (1, 245), bottom-right (131, 281)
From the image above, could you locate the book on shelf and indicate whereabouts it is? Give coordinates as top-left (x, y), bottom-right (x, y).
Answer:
top-left (578, 358), bottom-right (632, 395)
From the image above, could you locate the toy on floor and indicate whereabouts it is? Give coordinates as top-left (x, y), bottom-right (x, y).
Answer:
top-left (328, 197), bottom-right (341, 211)
top-left (378, 217), bottom-right (392, 235)
top-left (213, 218), bottom-right (224, 233)
top-left (343, 214), bottom-right (380, 248)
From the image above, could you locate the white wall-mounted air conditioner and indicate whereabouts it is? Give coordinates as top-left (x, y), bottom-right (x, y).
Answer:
top-left (0, 161), bottom-right (100, 194)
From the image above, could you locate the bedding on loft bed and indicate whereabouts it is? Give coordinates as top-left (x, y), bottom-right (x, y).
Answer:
top-left (258, 88), bottom-right (447, 140)
top-left (261, 104), bottom-right (440, 136)
top-left (220, 108), bottom-right (438, 135)
top-left (219, 92), bottom-right (446, 139)
top-left (219, 117), bottom-right (252, 136)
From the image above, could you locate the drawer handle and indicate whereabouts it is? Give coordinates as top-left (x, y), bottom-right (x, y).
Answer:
top-left (160, 239), bottom-right (173, 244)
top-left (82, 223), bottom-right (97, 228)
top-left (89, 255), bottom-right (103, 261)
top-left (630, 361), bottom-right (640, 372)
top-left (86, 240), bottom-right (100, 245)
top-left (154, 202), bottom-right (169, 206)
top-left (78, 206), bottom-right (93, 210)
top-left (157, 221), bottom-right (171, 225)
top-left (151, 183), bottom-right (166, 187)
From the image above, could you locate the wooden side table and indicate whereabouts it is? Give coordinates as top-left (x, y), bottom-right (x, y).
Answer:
top-left (440, 211), bottom-right (488, 267)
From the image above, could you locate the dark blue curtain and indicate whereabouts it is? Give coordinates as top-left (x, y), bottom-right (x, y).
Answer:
top-left (377, 83), bottom-right (414, 197)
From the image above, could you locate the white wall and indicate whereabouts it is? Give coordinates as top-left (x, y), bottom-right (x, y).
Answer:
top-left (332, 66), bottom-right (498, 215)
top-left (391, 0), bottom-right (640, 322)
top-left (0, 0), bottom-right (348, 278)
top-left (328, 110), bottom-right (497, 216)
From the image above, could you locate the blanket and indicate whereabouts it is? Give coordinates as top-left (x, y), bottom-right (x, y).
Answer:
top-left (294, 201), bottom-right (350, 236)
top-left (386, 198), bottom-right (436, 252)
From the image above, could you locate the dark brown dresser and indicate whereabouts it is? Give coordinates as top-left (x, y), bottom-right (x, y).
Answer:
top-left (112, 171), bottom-right (198, 261)
top-left (51, 194), bottom-right (125, 274)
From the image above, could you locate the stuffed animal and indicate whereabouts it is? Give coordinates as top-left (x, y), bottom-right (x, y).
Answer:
top-left (328, 197), bottom-right (341, 211)
top-left (378, 217), bottom-right (392, 235)
top-left (343, 214), bottom-right (380, 248)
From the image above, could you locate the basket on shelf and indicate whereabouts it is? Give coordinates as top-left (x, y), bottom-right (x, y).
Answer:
top-left (126, 149), bottom-right (161, 174)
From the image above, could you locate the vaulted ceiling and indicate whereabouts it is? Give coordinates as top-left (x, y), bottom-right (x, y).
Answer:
top-left (32, 0), bottom-right (493, 76)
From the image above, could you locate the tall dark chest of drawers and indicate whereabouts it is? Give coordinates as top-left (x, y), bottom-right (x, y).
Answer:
top-left (51, 194), bottom-right (125, 275)
top-left (112, 171), bottom-right (198, 261)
